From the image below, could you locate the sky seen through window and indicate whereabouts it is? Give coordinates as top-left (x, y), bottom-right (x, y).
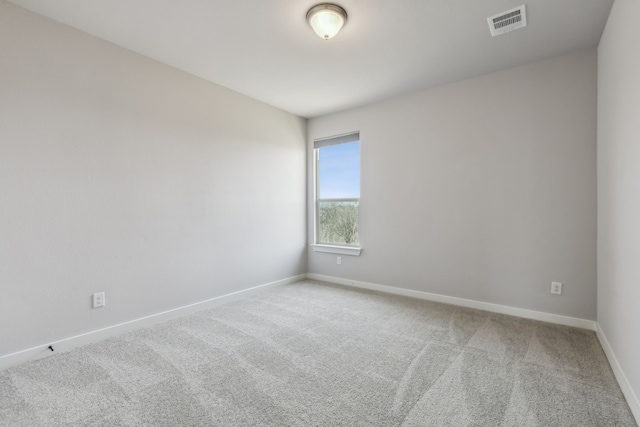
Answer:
top-left (318, 141), bottom-right (360, 199)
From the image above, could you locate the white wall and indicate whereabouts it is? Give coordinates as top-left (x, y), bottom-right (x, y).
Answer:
top-left (597, 0), bottom-right (640, 413)
top-left (308, 49), bottom-right (597, 320)
top-left (0, 1), bottom-right (307, 357)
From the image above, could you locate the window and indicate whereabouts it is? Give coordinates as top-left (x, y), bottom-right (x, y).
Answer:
top-left (314, 132), bottom-right (360, 251)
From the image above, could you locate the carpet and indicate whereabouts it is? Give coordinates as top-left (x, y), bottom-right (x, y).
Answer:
top-left (0, 280), bottom-right (636, 426)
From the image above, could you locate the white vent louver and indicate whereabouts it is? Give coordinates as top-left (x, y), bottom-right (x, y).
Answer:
top-left (487, 5), bottom-right (527, 37)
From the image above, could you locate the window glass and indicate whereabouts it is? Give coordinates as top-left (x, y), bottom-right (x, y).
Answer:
top-left (316, 139), bottom-right (360, 246)
top-left (318, 142), bottom-right (360, 199)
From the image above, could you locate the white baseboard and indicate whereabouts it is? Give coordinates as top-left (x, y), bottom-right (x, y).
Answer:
top-left (595, 323), bottom-right (640, 423)
top-left (306, 273), bottom-right (596, 330)
top-left (0, 274), bottom-right (306, 371)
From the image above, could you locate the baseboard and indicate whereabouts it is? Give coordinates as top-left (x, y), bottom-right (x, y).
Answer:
top-left (306, 273), bottom-right (596, 330)
top-left (595, 323), bottom-right (640, 423)
top-left (0, 274), bottom-right (306, 371)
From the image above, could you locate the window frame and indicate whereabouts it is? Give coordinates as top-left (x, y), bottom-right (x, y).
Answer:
top-left (311, 132), bottom-right (362, 256)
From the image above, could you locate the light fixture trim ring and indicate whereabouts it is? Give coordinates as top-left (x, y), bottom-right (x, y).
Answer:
top-left (306, 3), bottom-right (348, 22)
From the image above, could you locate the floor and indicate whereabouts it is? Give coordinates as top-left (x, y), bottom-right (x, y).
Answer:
top-left (0, 280), bottom-right (636, 426)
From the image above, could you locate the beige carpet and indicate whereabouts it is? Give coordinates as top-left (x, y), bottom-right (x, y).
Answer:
top-left (0, 280), bottom-right (636, 426)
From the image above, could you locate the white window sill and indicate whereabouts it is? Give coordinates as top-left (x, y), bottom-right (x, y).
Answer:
top-left (311, 244), bottom-right (362, 256)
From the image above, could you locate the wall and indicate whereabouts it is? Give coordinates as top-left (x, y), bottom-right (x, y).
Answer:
top-left (0, 1), bottom-right (306, 357)
top-left (597, 0), bottom-right (640, 415)
top-left (308, 49), bottom-right (597, 320)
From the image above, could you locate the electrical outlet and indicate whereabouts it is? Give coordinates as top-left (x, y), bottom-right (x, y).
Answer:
top-left (551, 282), bottom-right (562, 295)
top-left (92, 292), bottom-right (106, 308)
top-left (337, 256), bottom-right (342, 265)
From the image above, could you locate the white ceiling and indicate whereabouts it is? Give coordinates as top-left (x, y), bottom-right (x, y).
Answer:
top-left (8, 0), bottom-right (613, 118)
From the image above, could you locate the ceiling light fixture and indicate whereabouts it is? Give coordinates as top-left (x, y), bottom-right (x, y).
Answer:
top-left (306, 4), bottom-right (347, 40)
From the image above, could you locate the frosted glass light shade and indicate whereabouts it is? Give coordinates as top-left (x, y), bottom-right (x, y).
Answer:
top-left (307, 4), bottom-right (347, 40)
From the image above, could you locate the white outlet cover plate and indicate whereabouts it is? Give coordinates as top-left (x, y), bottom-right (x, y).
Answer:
top-left (92, 292), bottom-right (106, 308)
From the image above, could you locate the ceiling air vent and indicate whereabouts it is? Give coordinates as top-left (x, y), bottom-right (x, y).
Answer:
top-left (487, 5), bottom-right (527, 37)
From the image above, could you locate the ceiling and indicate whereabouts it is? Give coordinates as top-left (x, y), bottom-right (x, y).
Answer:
top-left (7, 0), bottom-right (613, 118)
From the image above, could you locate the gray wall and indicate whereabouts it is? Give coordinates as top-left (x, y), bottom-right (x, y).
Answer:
top-left (308, 49), bottom-right (597, 320)
top-left (0, 2), bottom-right (307, 357)
top-left (597, 0), bottom-right (640, 409)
